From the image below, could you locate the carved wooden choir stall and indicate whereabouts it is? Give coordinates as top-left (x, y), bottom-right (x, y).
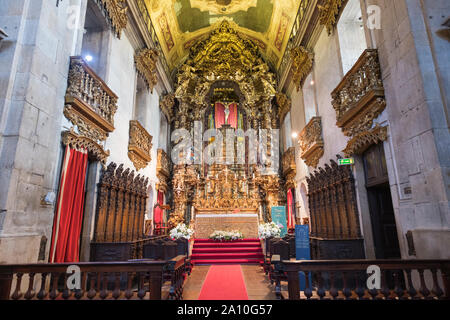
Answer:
top-left (90, 162), bottom-right (150, 261)
top-left (307, 159), bottom-right (365, 260)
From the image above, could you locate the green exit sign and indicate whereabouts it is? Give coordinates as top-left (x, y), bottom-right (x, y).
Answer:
top-left (338, 158), bottom-right (355, 166)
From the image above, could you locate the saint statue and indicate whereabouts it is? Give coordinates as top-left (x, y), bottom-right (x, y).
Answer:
top-left (224, 104), bottom-right (230, 125)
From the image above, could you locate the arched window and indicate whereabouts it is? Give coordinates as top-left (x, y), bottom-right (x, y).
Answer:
top-left (337, 0), bottom-right (368, 74)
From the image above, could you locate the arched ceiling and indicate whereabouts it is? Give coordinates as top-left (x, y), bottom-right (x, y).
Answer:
top-left (144, 0), bottom-right (301, 72)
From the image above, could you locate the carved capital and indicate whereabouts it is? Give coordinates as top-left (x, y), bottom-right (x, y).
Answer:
top-left (98, 0), bottom-right (128, 39)
top-left (318, 0), bottom-right (345, 35)
top-left (135, 48), bottom-right (159, 92)
top-left (290, 46), bottom-right (314, 91)
top-left (276, 92), bottom-right (292, 123)
top-left (160, 93), bottom-right (175, 122)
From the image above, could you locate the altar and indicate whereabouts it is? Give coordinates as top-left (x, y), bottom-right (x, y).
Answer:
top-left (194, 213), bottom-right (259, 239)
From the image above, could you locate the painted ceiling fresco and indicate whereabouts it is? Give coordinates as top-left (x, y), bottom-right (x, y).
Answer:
top-left (144, 0), bottom-right (300, 71)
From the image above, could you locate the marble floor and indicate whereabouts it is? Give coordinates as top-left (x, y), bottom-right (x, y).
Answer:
top-left (182, 264), bottom-right (281, 300)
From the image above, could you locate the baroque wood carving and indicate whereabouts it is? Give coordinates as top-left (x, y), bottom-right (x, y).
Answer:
top-left (94, 162), bottom-right (149, 243)
top-left (318, 0), bottom-right (346, 35)
top-left (174, 20), bottom-right (277, 130)
top-left (63, 56), bottom-right (118, 163)
top-left (135, 48), bottom-right (159, 92)
top-left (298, 116), bottom-right (324, 168)
top-left (160, 93), bottom-right (175, 122)
top-left (282, 147), bottom-right (297, 190)
top-left (96, 0), bottom-right (128, 39)
top-left (290, 46), bottom-right (314, 91)
top-left (276, 92), bottom-right (292, 123)
top-left (156, 149), bottom-right (171, 193)
top-left (128, 120), bottom-right (153, 171)
top-left (331, 49), bottom-right (388, 155)
top-left (62, 129), bottom-right (110, 165)
top-left (307, 159), bottom-right (362, 240)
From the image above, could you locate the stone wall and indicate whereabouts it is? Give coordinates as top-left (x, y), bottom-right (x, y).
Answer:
top-left (0, 0), bottom-right (88, 264)
top-left (0, 0), bottom-right (167, 263)
top-left (282, 0), bottom-right (450, 259)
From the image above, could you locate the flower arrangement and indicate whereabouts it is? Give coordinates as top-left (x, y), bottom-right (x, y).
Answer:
top-left (209, 230), bottom-right (244, 241)
top-left (169, 223), bottom-right (194, 240)
top-left (258, 222), bottom-right (281, 239)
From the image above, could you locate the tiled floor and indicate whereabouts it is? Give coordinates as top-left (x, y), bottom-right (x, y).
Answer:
top-left (182, 265), bottom-right (279, 300)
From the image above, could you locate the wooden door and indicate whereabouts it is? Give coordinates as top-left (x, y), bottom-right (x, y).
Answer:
top-left (363, 144), bottom-right (400, 259)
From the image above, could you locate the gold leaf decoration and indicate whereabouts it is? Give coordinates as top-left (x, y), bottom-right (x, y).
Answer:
top-left (135, 48), bottom-right (159, 92)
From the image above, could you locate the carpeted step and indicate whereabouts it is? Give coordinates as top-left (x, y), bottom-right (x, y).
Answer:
top-left (192, 258), bottom-right (263, 265)
top-left (194, 242), bottom-right (261, 248)
top-left (191, 239), bottom-right (264, 265)
top-left (191, 252), bottom-right (264, 259)
top-left (194, 238), bottom-right (260, 243)
top-left (192, 247), bottom-right (262, 254)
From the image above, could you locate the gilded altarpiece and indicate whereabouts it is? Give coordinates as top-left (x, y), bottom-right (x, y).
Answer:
top-left (165, 21), bottom-right (287, 237)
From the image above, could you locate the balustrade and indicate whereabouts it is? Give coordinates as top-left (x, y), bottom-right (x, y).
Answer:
top-left (0, 256), bottom-right (187, 300)
top-left (272, 259), bottom-right (450, 300)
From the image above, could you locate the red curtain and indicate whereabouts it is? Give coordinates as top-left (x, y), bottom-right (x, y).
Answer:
top-left (49, 147), bottom-right (88, 263)
top-left (228, 103), bottom-right (238, 129)
top-left (215, 103), bottom-right (225, 129)
top-left (287, 189), bottom-right (295, 229)
top-left (154, 191), bottom-right (164, 226)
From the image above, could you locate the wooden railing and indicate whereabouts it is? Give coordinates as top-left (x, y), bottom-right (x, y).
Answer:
top-left (271, 259), bottom-right (450, 300)
top-left (0, 256), bottom-right (187, 300)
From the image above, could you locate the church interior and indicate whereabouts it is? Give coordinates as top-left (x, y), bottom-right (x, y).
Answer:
top-left (0, 0), bottom-right (449, 301)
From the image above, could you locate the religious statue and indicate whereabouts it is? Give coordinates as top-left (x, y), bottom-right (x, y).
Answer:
top-left (224, 104), bottom-right (230, 125)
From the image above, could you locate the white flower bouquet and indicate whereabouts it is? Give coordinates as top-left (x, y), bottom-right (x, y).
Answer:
top-left (209, 230), bottom-right (244, 241)
top-left (169, 223), bottom-right (194, 240)
top-left (258, 222), bottom-right (281, 239)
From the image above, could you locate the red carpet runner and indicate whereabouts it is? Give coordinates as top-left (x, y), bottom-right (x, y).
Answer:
top-left (191, 239), bottom-right (264, 265)
top-left (198, 265), bottom-right (249, 300)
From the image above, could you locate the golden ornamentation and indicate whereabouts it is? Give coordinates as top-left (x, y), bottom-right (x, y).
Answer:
top-left (135, 48), bottom-right (159, 92)
top-left (332, 50), bottom-right (386, 137)
top-left (343, 125), bottom-right (388, 156)
top-left (175, 20), bottom-right (276, 112)
top-left (298, 116), bottom-right (324, 168)
top-left (282, 147), bottom-right (297, 190)
top-left (318, 0), bottom-right (345, 35)
top-left (63, 56), bottom-right (118, 162)
top-left (156, 149), bottom-right (171, 192)
top-left (331, 50), bottom-right (387, 155)
top-left (160, 93), bottom-right (175, 122)
top-left (98, 0), bottom-right (128, 39)
top-left (276, 92), bottom-right (291, 123)
top-left (290, 46), bottom-right (314, 91)
top-left (62, 129), bottom-right (110, 165)
top-left (128, 120), bottom-right (153, 171)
